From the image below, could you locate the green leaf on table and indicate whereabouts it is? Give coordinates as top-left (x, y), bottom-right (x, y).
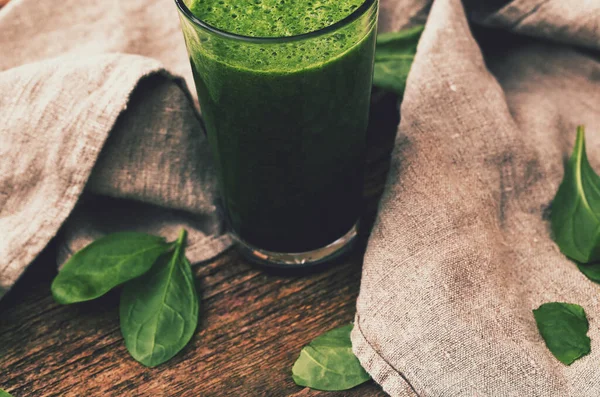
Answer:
top-left (120, 230), bottom-right (199, 367)
top-left (292, 323), bottom-right (370, 391)
top-left (0, 389), bottom-right (14, 397)
top-left (373, 25), bottom-right (424, 96)
top-left (51, 232), bottom-right (173, 304)
top-left (533, 302), bottom-right (591, 365)
top-left (551, 126), bottom-right (600, 264)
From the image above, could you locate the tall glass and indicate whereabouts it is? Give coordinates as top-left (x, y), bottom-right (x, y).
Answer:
top-left (175, 0), bottom-right (378, 266)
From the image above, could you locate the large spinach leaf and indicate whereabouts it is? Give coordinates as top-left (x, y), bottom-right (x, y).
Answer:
top-left (551, 126), bottom-right (600, 263)
top-left (51, 232), bottom-right (173, 304)
top-left (120, 230), bottom-right (199, 367)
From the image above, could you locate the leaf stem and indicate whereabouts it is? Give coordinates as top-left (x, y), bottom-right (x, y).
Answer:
top-left (176, 229), bottom-right (188, 248)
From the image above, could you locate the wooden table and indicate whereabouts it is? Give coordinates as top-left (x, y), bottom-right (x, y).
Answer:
top-left (0, 87), bottom-right (399, 396)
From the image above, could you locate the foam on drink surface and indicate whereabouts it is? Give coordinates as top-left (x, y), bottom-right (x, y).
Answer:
top-left (189, 0), bottom-right (364, 38)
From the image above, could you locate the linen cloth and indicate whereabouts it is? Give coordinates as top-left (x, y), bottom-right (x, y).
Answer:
top-left (0, 0), bottom-right (232, 299)
top-left (352, 0), bottom-right (600, 396)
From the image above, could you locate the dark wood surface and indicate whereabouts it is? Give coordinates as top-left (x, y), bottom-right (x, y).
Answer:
top-left (0, 90), bottom-right (399, 397)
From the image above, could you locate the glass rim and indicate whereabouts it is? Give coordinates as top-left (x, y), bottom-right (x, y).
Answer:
top-left (174, 0), bottom-right (377, 43)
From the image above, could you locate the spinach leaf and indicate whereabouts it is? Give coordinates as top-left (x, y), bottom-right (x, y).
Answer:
top-left (51, 232), bottom-right (173, 304)
top-left (533, 302), bottom-right (591, 365)
top-left (0, 389), bottom-right (13, 397)
top-left (577, 262), bottom-right (600, 283)
top-left (120, 229), bottom-right (199, 367)
top-left (373, 25), bottom-right (424, 96)
top-left (292, 323), bottom-right (370, 391)
top-left (551, 126), bottom-right (600, 263)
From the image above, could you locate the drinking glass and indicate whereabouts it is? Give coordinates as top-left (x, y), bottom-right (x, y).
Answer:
top-left (175, 0), bottom-right (378, 266)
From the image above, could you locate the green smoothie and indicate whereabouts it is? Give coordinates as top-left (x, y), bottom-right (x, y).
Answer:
top-left (180, 0), bottom-right (377, 253)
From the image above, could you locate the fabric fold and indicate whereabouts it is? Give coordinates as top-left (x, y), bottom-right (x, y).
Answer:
top-left (0, 0), bottom-right (230, 299)
top-left (478, 0), bottom-right (600, 50)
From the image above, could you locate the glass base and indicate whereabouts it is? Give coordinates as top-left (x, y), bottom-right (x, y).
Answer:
top-left (234, 222), bottom-right (358, 267)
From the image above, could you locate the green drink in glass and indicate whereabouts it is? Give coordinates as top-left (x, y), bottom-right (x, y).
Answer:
top-left (175, 0), bottom-right (378, 266)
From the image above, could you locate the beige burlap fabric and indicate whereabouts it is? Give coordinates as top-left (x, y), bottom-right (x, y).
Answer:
top-left (352, 0), bottom-right (600, 396)
top-left (0, 0), bottom-right (231, 299)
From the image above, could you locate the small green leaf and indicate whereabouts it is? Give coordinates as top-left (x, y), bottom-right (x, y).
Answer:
top-left (120, 230), bottom-right (199, 367)
top-left (292, 324), bottom-right (370, 391)
top-left (533, 302), bottom-right (591, 365)
top-left (51, 232), bottom-right (173, 304)
top-left (551, 126), bottom-right (600, 264)
top-left (372, 25), bottom-right (424, 96)
top-left (0, 389), bottom-right (14, 397)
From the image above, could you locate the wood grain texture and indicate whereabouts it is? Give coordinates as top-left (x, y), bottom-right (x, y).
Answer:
top-left (0, 90), bottom-right (399, 397)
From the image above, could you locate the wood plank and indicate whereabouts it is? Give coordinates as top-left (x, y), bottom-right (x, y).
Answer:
top-left (0, 244), bottom-right (387, 397)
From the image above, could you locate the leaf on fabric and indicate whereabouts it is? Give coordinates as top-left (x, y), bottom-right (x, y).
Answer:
top-left (533, 302), bottom-right (591, 365)
top-left (551, 126), bottom-right (600, 264)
